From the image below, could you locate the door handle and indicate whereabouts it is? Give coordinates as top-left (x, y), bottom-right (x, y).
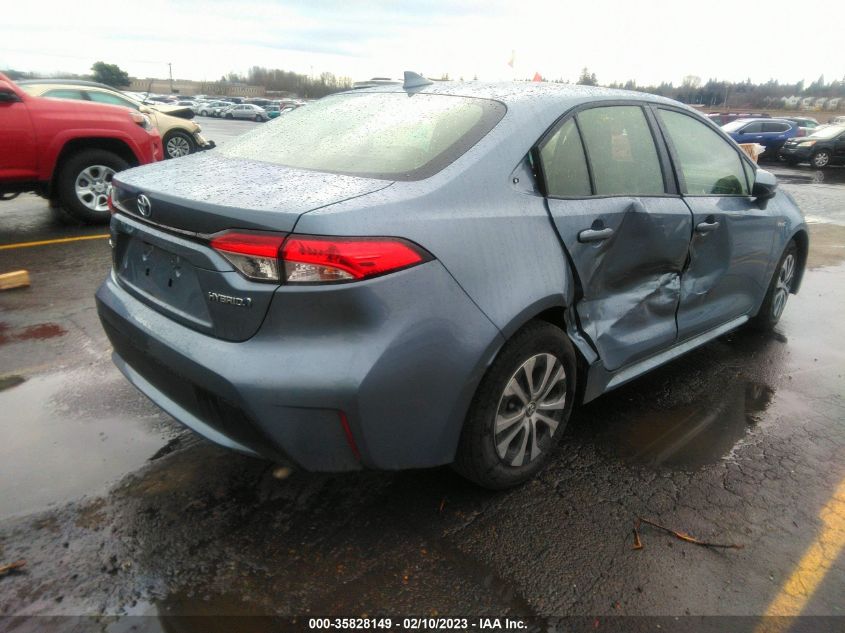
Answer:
top-left (695, 220), bottom-right (720, 234)
top-left (578, 227), bottom-right (614, 243)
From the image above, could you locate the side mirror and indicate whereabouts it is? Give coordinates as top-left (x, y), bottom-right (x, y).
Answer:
top-left (753, 168), bottom-right (778, 208)
top-left (0, 81), bottom-right (21, 104)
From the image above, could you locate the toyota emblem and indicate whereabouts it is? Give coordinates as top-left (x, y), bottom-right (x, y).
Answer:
top-left (136, 194), bottom-right (152, 217)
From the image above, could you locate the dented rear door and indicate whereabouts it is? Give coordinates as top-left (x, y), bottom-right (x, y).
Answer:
top-left (539, 103), bottom-right (692, 372)
top-left (546, 197), bottom-right (692, 371)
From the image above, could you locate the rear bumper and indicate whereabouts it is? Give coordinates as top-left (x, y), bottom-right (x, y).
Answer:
top-left (96, 262), bottom-right (502, 471)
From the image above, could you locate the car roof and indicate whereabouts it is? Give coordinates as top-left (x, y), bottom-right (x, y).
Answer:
top-left (343, 80), bottom-right (678, 108)
top-left (732, 117), bottom-right (794, 124)
top-left (17, 78), bottom-right (118, 91)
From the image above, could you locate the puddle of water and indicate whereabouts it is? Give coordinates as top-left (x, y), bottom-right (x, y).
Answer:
top-left (0, 366), bottom-right (176, 519)
top-left (584, 381), bottom-right (774, 469)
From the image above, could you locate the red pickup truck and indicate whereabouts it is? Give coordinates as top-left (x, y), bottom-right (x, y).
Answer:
top-left (0, 72), bottom-right (162, 223)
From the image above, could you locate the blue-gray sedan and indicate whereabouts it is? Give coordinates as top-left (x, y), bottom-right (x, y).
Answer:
top-left (97, 77), bottom-right (808, 488)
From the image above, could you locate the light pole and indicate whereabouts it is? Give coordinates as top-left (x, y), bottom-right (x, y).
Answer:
top-left (168, 62), bottom-right (173, 93)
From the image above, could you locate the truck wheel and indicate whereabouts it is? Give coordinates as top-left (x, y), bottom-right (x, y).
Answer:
top-left (163, 131), bottom-right (196, 159)
top-left (56, 149), bottom-right (128, 224)
top-left (453, 321), bottom-right (577, 489)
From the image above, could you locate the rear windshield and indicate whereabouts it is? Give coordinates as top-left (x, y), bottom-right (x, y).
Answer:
top-left (218, 92), bottom-right (506, 180)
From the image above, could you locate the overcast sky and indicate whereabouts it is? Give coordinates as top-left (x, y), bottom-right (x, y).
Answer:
top-left (2, 0), bottom-right (841, 86)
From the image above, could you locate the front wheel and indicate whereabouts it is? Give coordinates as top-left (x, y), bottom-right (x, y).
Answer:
top-left (752, 241), bottom-right (798, 332)
top-left (453, 321), bottom-right (577, 489)
top-left (163, 131), bottom-right (196, 159)
top-left (56, 149), bottom-right (128, 224)
top-left (812, 150), bottom-right (831, 169)
top-left (225, 113), bottom-right (233, 119)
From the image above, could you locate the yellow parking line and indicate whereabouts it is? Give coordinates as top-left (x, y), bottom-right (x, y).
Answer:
top-left (0, 234), bottom-right (109, 250)
top-left (756, 476), bottom-right (845, 632)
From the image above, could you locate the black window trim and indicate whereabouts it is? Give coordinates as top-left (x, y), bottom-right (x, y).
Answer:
top-left (650, 104), bottom-right (756, 198)
top-left (533, 99), bottom-right (680, 201)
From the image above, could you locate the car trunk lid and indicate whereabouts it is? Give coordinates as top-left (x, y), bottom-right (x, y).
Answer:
top-left (110, 152), bottom-right (393, 340)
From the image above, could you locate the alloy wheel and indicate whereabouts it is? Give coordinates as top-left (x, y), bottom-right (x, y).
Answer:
top-left (494, 353), bottom-right (567, 467)
top-left (772, 253), bottom-right (795, 320)
top-left (166, 135), bottom-right (192, 158)
top-left (812, 151), bottom-right (830, 168)
top-left (74, 165), bottom-right (115, 212)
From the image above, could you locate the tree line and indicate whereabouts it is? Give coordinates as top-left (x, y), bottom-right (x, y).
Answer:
top-left (571, 67), bottom-right (845, 108)
top-left (212, 67), bottom-right (352, 98)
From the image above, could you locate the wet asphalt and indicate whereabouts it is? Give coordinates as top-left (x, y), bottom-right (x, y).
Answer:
top-left (0, 118), bottom-right (843, 630)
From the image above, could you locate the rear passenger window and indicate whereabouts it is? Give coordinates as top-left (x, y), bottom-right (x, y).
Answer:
top-left (576, 106), bottom-right (664, 195)
top-left (539, 119), bottom-right (591, 197)
top-left (45, 89), bottom-right (85, 100)
top-left (658, 109), bottom-right (750, 196)
top-left (763, 122), bottom-right (789, 133)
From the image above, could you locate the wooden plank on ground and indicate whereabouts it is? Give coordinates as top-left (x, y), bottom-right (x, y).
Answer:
top-left (0, 270), bottom-right (31, 291)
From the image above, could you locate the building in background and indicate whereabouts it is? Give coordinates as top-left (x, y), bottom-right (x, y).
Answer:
top-left (129, 78), bottom-right (266, 97)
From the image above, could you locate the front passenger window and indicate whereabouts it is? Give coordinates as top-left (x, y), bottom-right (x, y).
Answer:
top-left (658, 109), bottom-right (749, 196)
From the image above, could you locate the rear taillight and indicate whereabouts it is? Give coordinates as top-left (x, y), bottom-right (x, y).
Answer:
top-left (281, 236), bottom-right (429, 283)
top-left (210, 231), bottom-right (430, 284)
top-left (210, 231), bottom-right (287, 281)
top-left (797, 128), bottom-right (806, 137)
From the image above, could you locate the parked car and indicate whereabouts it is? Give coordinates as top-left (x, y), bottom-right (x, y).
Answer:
top-left (783, 116), bottom-right (819, 137)
top-left (19, 80), bottom-right (213, 159)
top-left (779, 125), bottom-right (845, 168)
top-left (707, 112), bottom-right (770, 126)
top-left (195, 100), bottom-right (231, 117)
top-left (98, 79), bottom-right (807, 488)
top-left (264, 104), bottom-right (281, 119)
top-left (222, 103), bottom-right (269, 121)
top-left (722, 118), bottom-right (799, 158)
top-left (828, 115), bottom-right (845, 125)
top-left (0, 72), bottom-right (162, 223)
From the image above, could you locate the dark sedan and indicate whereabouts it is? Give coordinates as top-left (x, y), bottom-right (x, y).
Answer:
top-left (779, 125), bottom-right (845, 168)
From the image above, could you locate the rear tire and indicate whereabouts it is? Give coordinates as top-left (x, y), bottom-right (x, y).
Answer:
top-left (453, 321), bottom-right (577, 489)
top-left (56, 149), bottom-right (128, 224)
top-left (752, 240), bottom-right (798, 332)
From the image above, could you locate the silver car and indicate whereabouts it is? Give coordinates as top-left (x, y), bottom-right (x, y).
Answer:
top-left (99, 78), bottom-right (808, 488)
top-left (222, 103), bottom-right (269, 122)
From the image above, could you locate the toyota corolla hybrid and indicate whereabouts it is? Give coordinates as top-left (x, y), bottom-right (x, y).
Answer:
top-left (97, 75), bottom-right (807, 488)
